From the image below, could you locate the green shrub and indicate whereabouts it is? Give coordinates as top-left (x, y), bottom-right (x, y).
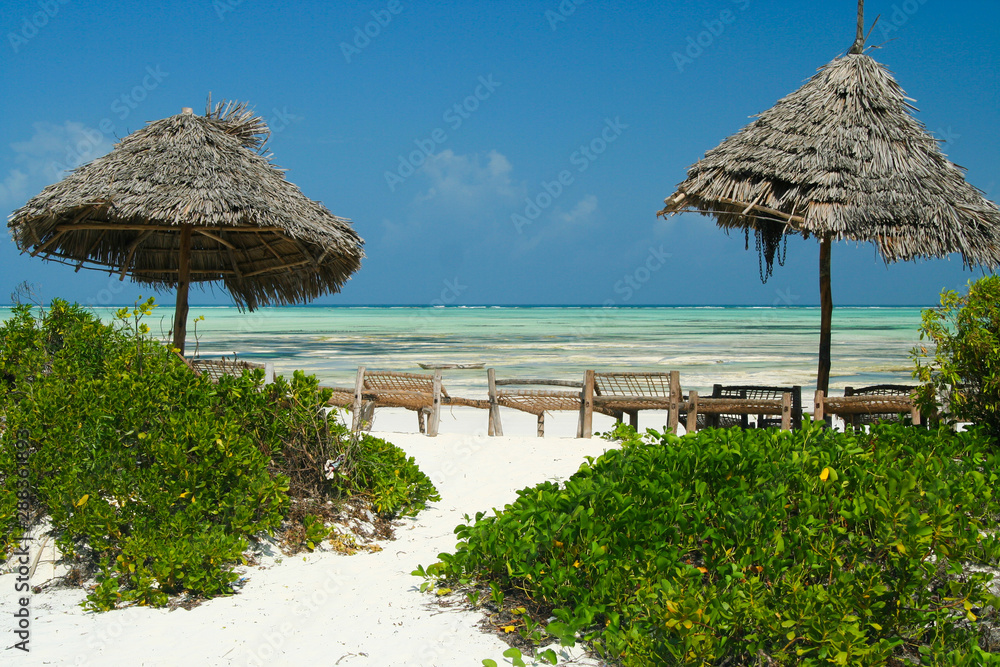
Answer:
top-left (339, 434), bottom-right (441, 518)
top-left (0, 299), bottom-right (439, 610)
top-left (202, 360), bottom-right (439, 519)
top-left (0, 300), bottom-right (288, 609)
top-left (418, 422), bottom-right (1000, 665)
top-left (913, 276), bottom-right (1000, 445)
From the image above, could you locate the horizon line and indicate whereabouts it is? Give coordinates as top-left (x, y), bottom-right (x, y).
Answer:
top-left (0, 302), bottom-right (936, 309)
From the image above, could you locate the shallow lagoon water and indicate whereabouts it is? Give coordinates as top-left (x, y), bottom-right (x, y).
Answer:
top-left (2, 305), bottom-right (925, 405)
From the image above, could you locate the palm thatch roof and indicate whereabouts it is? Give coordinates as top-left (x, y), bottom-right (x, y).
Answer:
top-left (8, 100), bottom-right (364, 311)
top-left (658, 52), bottom-right (1000, 270)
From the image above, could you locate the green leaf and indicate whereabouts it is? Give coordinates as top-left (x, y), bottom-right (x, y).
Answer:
top-left (502, 647), bottom-right (525, 667)
top-left (538, 648), bottom-right (558, 664)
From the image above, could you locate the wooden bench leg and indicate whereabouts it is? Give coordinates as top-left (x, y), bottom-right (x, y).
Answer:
top-left (537, 413), bottom-right (544, 438)
top-left (686, 390), bottom-right (698, 434)
top-left (910, 394), bottom-right (921, 426)
top-left (428, 370), bottom-right (442, 437)
top-left (667, 370), bottom-right (681, 435)
top-left (579, 370), bottom-right (594, 438)
top-left (487, 368), bottom-right (503, 436)
top-left (418, 410), bottom-right (426, 434)
top-left (781, 392), bottom-right (791, 431)
top-left (360, 402), bottom-right (375, 431)
top-left (351, 365), bottom-right (366, 433)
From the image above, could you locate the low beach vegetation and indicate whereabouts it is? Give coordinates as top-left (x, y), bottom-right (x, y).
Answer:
top-left (0, 299), bottom-right (438, 610)
top-left (418, 422), bottom-right (1000, 665)
top-left (914, 275), bottom-right (1000, 448)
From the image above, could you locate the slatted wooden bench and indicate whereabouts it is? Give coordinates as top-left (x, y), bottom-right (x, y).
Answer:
top-left (687, 384), bottom-right (800, 432)
top-left (844, 384), bottom-right (920, 426)
top-left (580, 370), bottom-right (684, 437)
top-left (188, 357), bottom-right (276, 384)
top-left (814, 385), bottom-right (921, 426)
top-left (338, 366), bottom-right (489, 436)
top-left (685, 389), bottom-right (793, 433)
top-left (324, 386), bottom-right (356, 410)
top-left (486, 368), bottom-right (588, 437)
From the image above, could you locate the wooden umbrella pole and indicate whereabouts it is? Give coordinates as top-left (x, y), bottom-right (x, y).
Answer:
top-left (172, 224), bottom-right (193, 355)
top-left (818, 0), bottom-right (855, 387)
top-left (849, 0), bottom-right (865, 54)
top-left (817, 234), bottom-right (833, 395)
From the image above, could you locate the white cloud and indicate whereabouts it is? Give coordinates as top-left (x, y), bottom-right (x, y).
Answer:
top-left (381, 149), bottom-right (528, 247)
top-left (414, 149), bottom-right (521, 209)
top-left (0, 169), bottom-right (28, 209)
top-left (379, 217), bottom-right (407, 248)
top-left (517, 194), bottom-right (602, 253)
top-left (386, 150), bottom-right (606, 260)
top-left (558, 194), bottom-right (598, 225)
top-left (1, 121), bottom-right (114, 208)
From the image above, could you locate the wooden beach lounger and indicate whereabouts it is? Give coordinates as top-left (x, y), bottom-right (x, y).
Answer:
top-left (843, 384), bottom-right (920, 426)
top-left (814, 385), bottom-right (921, 426)
top-left (685, 389), bottom-right (793, 433)
top-left (187, 357), bottom-right (276, 384)
top-left (324, 386), bottom-right (356, 410)
top-left (580, 370), bottom-right (684, 437)
top-left (337, 366), bottom-right (489, 436)
top-left (688, 384), bottom-right (801, 431)
top-left (486, 369), bottom-right (588, 437)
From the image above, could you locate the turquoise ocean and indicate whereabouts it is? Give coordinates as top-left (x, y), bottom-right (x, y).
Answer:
top-left (1, 305), bottom-right (926, 405)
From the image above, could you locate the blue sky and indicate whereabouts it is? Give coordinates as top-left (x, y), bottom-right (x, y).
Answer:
top-left (1, 0), bottom-right (997, 307)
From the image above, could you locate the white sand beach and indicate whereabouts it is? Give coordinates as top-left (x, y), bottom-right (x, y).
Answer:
top-left (2, 408), bottom-right (628, 666)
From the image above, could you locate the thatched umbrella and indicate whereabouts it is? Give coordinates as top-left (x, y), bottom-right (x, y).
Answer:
top-left (8, 100), bottom-right (364, 355)
top-left (658, 0), bottom-right (1000, 394)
